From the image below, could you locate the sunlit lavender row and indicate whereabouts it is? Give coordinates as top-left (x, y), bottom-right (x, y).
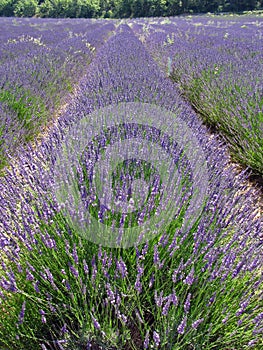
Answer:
top-left (0, 18), bottom-right (262, 350)
top-left (0, 17), bottom-right (115, 172)
top-left (130, 15), bottom-right (263, 175)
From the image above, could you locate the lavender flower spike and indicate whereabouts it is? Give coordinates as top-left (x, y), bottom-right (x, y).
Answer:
top-left (153, 331), bottom-right (160, 348)
top-left (177, 316), bottom-right (187, 335)
top-left (18, 301), bottom-right (26, 325)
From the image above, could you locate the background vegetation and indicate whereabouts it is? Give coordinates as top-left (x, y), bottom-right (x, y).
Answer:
top-left (0, 0), bottom-right (263, 18)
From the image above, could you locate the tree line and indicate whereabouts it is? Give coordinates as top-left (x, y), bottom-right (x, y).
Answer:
top-left (0, 0), bottom-right (262, 19)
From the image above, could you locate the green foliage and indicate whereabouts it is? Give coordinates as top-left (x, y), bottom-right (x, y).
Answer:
top-left (0, 87), bottom-right (48, 175)
top-left (13, 0), bottom-right (38, 17)
top-left (0, 88), bottom-right (47, 133)
top-left (171, 66), bottom-right (263, 175)
top-left (0, 0), bottom-right (16, 16)
top-left (1, 201), bottom-right (262, 349)
top-left (38, 0), bottom-right (100, 18)
top-left (0, 0), bottom-right (261, 18)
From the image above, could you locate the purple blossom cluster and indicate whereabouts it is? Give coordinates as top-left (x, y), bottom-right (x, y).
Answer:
top-left (0, 18), bottom-right (262, 350)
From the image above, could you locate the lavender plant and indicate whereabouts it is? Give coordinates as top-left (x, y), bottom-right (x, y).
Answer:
top-left (0, 17), bottom-right (115, 175)
top-left (133, 15), bottom-right (263, 176)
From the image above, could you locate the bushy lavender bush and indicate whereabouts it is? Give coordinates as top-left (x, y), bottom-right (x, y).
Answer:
top-left (0, 17), bottom-right (115, 174)
top-left (132, 15), bottom-right (263, 175)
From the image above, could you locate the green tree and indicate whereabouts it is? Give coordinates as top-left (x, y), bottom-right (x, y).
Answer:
top-left (14, 0), bottom-right (38, 16)
top-left (98, 0), bottom-right (116, 17)
top-left (0, 0), bottom-right (17, 16)
top-left (38, 0), bottom-right (97, 18)
top-left (181, 0), bottom-right (189, 11)
top-left (149, 0), bottom-right (167, 16)
top-left (237, 0), bottom-right (257, 10)
top-left (189, 0), bottom-right (220, 12)
top-left (131, 0), bottom-right (155, 17)
top-left (39, 0), bottom-right (68, 17)
top-left (166, 0), bottom-right (183, 16)
top-left (117, 0), bottom-right (132, 17)
top-left (74, 0), bottom-right (100, 18)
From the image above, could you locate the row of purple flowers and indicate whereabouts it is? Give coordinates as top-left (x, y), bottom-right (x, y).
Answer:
top-left (0, 17), bottom-right (115, 172)
top-left (131, 15), bottom-right (263, 174)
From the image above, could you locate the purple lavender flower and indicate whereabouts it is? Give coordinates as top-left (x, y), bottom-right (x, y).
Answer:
top-left (83, 259), bottom-right (89, 275)
top-left (91, 264), bottom-right (97, 284)
top-left (177, 316), bottom-right (187, 335)
top-left (26, 269), bottom-right (34, 281)
top-left (115, 291), bottom-right (121, 306)
top-left (236, 300), bottom-right (250, 317)
top-left (26, 262), bottom-right (36, 272)
top-left (252, 327), bottom-right (263, 335)
top-left (153, 331), bottom-right (160, 348)
top-left (154, 290), bottom-right (164, 308)
top-left (44, 268), bottom-right (54, 283)
top-left (34, 280), bottom-right (40, 293)
top-left (65, 280), bottom-right (71, 291)
top-left (183, 267), bottom-right (195, 286)
top-left (61, 324), bottom-right (67, 334)
top-left (162, 296), bottom-right (172, 316)
top-left (192, 318), bottom-right (204, 330)
top-left (143, 330), bottom-right (150, 349)
top-left (41, 233), bottom-right (56, 249)
top-left (141, 242), bottom-right (149, 257)
top-left (135, 308), bottom-right (144, 323)
top-left (69, 264), bottom-right (79, 278)
top-left (172, 260), bottom-right (183, 283)
top-left (18, 301), bottom-right (26, 325)
top-left (207, 293), bottom-right (216, 306)
top-left (153, 244), bottom-right (160, 266)
top-left (65, 240), bottom-right (70, 255)
top-left (72, 243), bottom-right (79, 265)
top-left (184, 293), bottom-right (191, 314)
top-left (116, 310), bottom-right (127, 324)
top-left (171, 290), bottom-right (178, 306)
top-left (247, 339), bottom-right (259, 347)
top-left (91, 315), bottom-right (101, 330)
top-left (15, 262), bottom-right (23, 273)
top-left (39, 309), bottom-right (46, 324)
top-left (135, 276), bottom-right (142, 294)
top-left (137, 263), bottom-right (144, 278)
top-left (222, 314), bottom-right (230, 324)
top-left (106, 283), bottom-right (115, 304)
top-left (101, 251), bottom-right (108, 267)
top-left (149, 273), bottom-right (155, 289)
top-left (2, 270), bottom-right (17, 292)
top-left (116, 257), bottom-right (128, 278)
top-left (158, 232), bottom-right (169, 248)
top-left (97, 245), bottom-right (102, 259)
top-left (172, 269), bottom-right (178, 283)
top-left (252, 312), bottom-right (263, 325)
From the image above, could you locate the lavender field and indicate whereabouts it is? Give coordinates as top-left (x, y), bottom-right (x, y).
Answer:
top-left (0, 15), bottom-right (262, 350)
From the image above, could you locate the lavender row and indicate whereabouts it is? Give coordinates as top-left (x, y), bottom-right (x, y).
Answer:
top-left (0, 17), bottom-right (115, 173)
top-left (130, 15), bottom-right (263, 175)
top-left (0, 24), bottom-right (262, 349)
